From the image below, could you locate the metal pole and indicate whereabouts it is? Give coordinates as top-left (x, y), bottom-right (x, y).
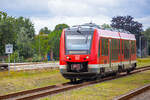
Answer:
top-left (8, 54), bottom-right (10, 74)
top-left (14, 59), bottom-right (15, 71)
top-left (147, 39), bottom-right (149, 56)
top-left (39, 35), bottom-right (40, 60)
top-left (139, 35), bottom-right (142, 58)
top-left (17, 51), bottom-right (19, 63)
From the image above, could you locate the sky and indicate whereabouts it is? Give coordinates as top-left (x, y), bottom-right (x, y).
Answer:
top-left (0, 0), bottom-right (150, 34)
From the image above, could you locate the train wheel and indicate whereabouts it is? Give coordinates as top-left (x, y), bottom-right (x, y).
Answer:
top-left (74, 78), bottom-right (77, 83)
top-left (118, 67), bottom-right (122, 73)
top-left (70, 78), bottom-right (77, 83)
top-left (70, 79), bottom-right (74, 83)
top-left (127, 69), bottom-right (131, 74)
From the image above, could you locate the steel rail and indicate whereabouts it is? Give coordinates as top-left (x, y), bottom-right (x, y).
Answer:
top-left (114, 84), bottom-right (150, 100)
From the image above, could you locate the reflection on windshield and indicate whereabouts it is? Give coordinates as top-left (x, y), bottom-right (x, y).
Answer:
top-left (66, 34), bottom-right (92, 50)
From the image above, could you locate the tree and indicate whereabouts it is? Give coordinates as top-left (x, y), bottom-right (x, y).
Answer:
top-left (0, 12), bottom-right (35, 59)
top-left (17, 27), bottom-right (34, 58)
top-left (15, 17), bottom-right (35, 58)
top-left (48, 24), bottom-right (69, 60)
top-left (101, 23), bottom-right (111, 29)
top-left (0, 12), bottom-right (17, 56)
top-left (143, 27), bottom-right (150, 55)
top-left (111, 15), bottom-right (143, 35)
top-left (0, 11), bottom-right (7, 20)
top-left (54, 24), bottom-right (69, 31)
top-left (39, 27), bottom-right (51, 35)
top-left (15, 17), bottom-right (35, 40)
top-left (32, 24), bottom-right (69, 61)
top-left (33, 34), bottom-right (49, 58)
top-left (143, 28), bottom-right (150, 40)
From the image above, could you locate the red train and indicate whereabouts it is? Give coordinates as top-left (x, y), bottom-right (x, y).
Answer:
top-left (59, 23), bottom-right (136, 82)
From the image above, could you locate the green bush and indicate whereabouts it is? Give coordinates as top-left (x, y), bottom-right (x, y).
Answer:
top-left (32, 54), bottom-right (42, 62)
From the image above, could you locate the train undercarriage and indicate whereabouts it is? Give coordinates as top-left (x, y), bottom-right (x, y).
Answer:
top-left (61, 62), bottom-right (137, 83)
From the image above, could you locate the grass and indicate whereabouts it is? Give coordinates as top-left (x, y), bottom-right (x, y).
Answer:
top-left (0, 69), bottom-right (68, 95)
top-left (41, 70), bottom-right (150, 100)
top-left (137, 57), bottom-right (150, 68)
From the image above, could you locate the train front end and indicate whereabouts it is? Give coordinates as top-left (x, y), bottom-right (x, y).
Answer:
top-left (59, 25), bottom-right (99, 81)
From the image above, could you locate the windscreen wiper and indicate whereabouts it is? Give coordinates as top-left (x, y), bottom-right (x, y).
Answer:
top-left (77, 26), bottom-right (82, 34)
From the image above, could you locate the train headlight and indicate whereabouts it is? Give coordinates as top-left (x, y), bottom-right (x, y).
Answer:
top-left (86, 56), bottom-right (89, 59)
top-left (66, 56), bottom-right (69, 59)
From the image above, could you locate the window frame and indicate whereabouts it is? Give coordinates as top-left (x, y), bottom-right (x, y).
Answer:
top-left (101, 38), bottom-right (108, 56)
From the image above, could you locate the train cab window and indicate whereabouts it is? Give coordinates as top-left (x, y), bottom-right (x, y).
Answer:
top-left (65, 30), bottom-right (93, 54)
top-left (131, 41), bottom-right (135, 54)
top-left (111, 39), bottom-right (118, 60)
top-left (124, 40), bottom-right (130, 59)
top-left (101, 38), bottom-right (108, 56)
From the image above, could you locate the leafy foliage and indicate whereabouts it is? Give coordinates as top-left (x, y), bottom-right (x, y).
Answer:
top-left (33, 35), bottom-right (49, 57)
top-left (48, 24), bottom-right (69, 59)
top-left (33, 24), bottom-right (69, 60)
top-left (0, 12), bottom-right (17, 55)
top-left (111, 15), bottom-right (143, 34)
top-left (0, 11), bottom-right (35, 59)
top-left (143, 28), bottom-right (150, 42)
top-left (39, 27), bottom-right (51, 35)
top-left (54, 24), bottom-right (69, 31)
top-left (101, 23), bottom-right (111, 29)
top-left (0, 11), bottom-right (69, 61)
top-left (143, 27), bottom-right (150, 55)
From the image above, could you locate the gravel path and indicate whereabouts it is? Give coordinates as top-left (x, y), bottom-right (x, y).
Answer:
top-left (9, 62), bottom-right (59, 70)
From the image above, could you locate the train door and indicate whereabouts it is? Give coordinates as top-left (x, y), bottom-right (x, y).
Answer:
top-left (101, 38), bottom-right (109, 67)
top-left (111, 39), bottom-right (119, 70)
top-left (124, 40), bottom-right (130, 68)
top-left (121, 40), bottom-right (124, 63)
top-left (119, 39), bottom-right (122, 66)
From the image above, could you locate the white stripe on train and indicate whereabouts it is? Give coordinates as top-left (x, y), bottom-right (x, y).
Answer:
top-left (59, 60), bottom-right (137, 69)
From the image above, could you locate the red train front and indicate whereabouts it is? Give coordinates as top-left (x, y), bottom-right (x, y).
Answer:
top-left (59, 23), bottom-right (136, 82)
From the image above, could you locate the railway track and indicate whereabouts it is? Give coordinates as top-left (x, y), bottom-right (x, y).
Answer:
top-left (0, 66), bottom-right (150, 100)
top-left (114, 84), bottom-right (150, 100)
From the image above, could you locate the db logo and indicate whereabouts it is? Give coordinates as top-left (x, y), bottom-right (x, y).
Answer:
top-left (75, 55), bottom-right (80, 60)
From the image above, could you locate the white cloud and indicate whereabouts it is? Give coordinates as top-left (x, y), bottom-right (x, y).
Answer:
top-left (86, 0), bottom-right (120, 7)
top-left (48, 0), bottom-right (91, 16)
top-left (1, 0), bottom-right (149, 34)
top-left (136, 16), bottom-right (150, 30)
top-left (48, 0), bottom-right (120, 17)
top-left (0, 0), bottom-right (49, 11)
top-left (31, 15), bottom-right (111, 34)
top-left (30, 0), bottom-right (117, 34)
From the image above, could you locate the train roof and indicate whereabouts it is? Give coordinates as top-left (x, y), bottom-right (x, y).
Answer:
top-left (65, 23), bottom-right (136, 40)
top-left (98, 29), bottom-right (136, 40)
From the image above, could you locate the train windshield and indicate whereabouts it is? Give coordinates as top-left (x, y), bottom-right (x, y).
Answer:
top-left (65, 31), bottom-right (93, 54)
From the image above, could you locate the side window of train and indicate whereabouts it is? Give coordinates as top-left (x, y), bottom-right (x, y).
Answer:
top-left (122, 40), bottom-right (124, 55)
top-left (111, 39), bottom-right (118, 60)
top-left (98, 39), bottom-right (100, 57)
top-left (101, 38), bottom-right (108, 56)
top-left (131, 41), bottom-right (135, 54)
top-left (124, 40), bottom-right (130, 59)
top-left (119, 40), bottom-right (120, 55)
